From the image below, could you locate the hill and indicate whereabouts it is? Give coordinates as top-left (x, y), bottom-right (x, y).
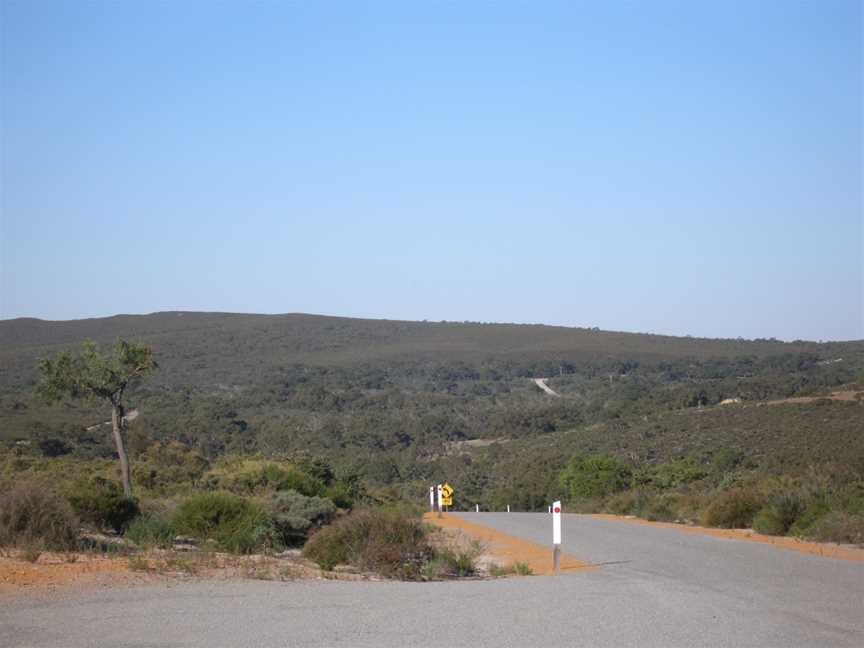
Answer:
top-left (2, 311), bottom-right (859, 388)
top-left (1, 311), bottom-right (862, 509)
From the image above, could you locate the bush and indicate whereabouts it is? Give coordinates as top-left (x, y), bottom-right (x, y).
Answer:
top-left (270, 491), bottom-right (337, 547)
top-left (437, 542), bottom-right (481, 577)
top-left (38, 438), bottom-right (72, 457)
top-left (303, 509), bottom-right (433, 579)
top-left (209, 460), bottom-right (325, 497)
top-left (324, 484), bottom-right (354, 509)
top-left (711, 448), bottom-right (745, 475)
top-left (560, 455), bottom-right (632, 500)
top-left (490, 561), bottom-right (533, 577)
top-left (637, 459), bottom-right (708, 490)
top-left (802, 512), bottom-right (864, 545)
top-left (66, 478), bottom-right (140, 533)
top-left (752, 494), bottom-right (804, 536)
top-left (641, 494), bottom-right (678, 522)
top-left (607, 490), bottom-right (641, 515)
top-left (125, 515), bottom-right (176, 549)
top-left (789, 500), bottom-right (832, 537)
top-left (0, 481), bottom-right (79, 550)
top-left (701, 488), bottom-right (764, 528)
top-left (172, 492), bottom-right (276, 554)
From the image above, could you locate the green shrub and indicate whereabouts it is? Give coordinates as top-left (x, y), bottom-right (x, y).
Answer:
top-left (752, 508), bottom-right (787, 535)
top-left (801, 512), bottom-right (864, 545)
top-left (489, 561), bottom-right (533, 577)
top-left (701, 488), bottom-right (764, 528)
top-left (0, 481), bottom-right (79, 550)
top-left (269, 491), bottom-right (336, 547)
top-left (560, 455), bottom-right (632, 500)
top-left (436, 542), bottom-right (481, 577)
top-left (66, 478), bottom-right (140, 533)
top-left (711, 448), bottom-right (745, 475)
top-left (132, 442), bottom-right (210, 492)
top-left (172, 492), bottom-right (276, 554)
top-left (211, 461), bottom-right (325, 497)
top-left (324, 484), bottom-right (354, 509)
top-left (642, 494), bottom-right (678, 522)
top-left (637, 459), bottom-right (708, 490)
top-left (607, 491), bottom-right (633, 515)
top-left (835, 481), bottom-right (864, 515)
top-left (789, 500), bottom-right (832, 537)
top-left (274, 469), bottom-right (325, 497)
top-left (752, 493), bottom-right (804, 536)
top-left (605, 490), bottom-right (652, 516)
top-left (125, 515), bottom-right (176, 549)
top-left (303, 509), bottom-right (433, 579)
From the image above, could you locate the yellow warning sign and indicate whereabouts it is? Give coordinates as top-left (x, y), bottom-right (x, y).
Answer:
top-left (442, 483), bottom-right (454, 507)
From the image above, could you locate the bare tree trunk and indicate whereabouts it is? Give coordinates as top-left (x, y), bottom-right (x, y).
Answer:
top-left (111, 402), bottom-right (133, 498)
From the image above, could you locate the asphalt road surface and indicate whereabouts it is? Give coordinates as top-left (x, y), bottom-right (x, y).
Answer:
top-left (2, 513), bottom-right (862, 648)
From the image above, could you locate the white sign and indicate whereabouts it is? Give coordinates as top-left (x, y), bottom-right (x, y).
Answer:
top-left (552, 500), bottom-right (562, 545)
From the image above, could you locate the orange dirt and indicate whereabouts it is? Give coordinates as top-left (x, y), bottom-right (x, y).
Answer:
top-left (0, 552), bottom-right (143, 595)
top-left (590, 514), bottom-right (864, 562)
top-left (424, 513), bottom-right (595, 575)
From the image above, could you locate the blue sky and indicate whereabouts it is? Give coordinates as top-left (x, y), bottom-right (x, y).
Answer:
top-left (2, 1), bottom-right (861, 340)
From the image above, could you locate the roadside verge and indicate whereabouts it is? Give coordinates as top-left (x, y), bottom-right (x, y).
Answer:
top-left (424, 513), bottom-right (595, 576)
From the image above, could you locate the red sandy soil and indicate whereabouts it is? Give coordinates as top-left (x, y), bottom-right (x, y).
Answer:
top-left (424, 513), bottom-right (595, 575)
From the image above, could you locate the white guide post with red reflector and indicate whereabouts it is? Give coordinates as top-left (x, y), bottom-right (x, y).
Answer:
top-left (436, 484), bottom-right (443, 518)
top-left (552, 500), bottom-right (562, 574)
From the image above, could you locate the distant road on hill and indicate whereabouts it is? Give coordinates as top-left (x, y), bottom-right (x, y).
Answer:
top-left (533, 377), bottom-right (561, 397)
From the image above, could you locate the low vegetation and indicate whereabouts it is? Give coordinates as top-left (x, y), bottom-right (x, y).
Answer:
top-left (303, 509), bottom-right (434, 579)
top-left (0, 314), bottom-right (862, 578)
top-left (0, 481), bottom-right (79, 552)
top-left (555, 452), bottom-right (864, 544)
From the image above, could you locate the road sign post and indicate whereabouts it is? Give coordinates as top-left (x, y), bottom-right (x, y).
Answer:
top-left (552, 500), bottom-right (562, 574)
top-left (436, 484), bottom-right (443, 518)
top-left (429, 486), bottom-right (435, 512)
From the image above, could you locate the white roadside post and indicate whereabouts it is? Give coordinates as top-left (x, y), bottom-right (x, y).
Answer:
top-left (475, 504), bottom-right (479, 513)
top-left (507, 504), bottom-right (510, 513)
top-left (429, 486), bottom-right (435, 512)
top-left (552, 500), bottom-right (562, 574)
top-left (436, 484), bottom-right (444, 518)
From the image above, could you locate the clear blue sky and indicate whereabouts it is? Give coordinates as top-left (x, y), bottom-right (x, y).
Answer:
top-left (1, 1), bottom-right (861, 341)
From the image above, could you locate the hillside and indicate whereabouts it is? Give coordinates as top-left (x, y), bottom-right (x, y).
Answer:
top-left (1, 311), bottom-right (862, 508)
top-left (2, 311), bottom-right (861, 388)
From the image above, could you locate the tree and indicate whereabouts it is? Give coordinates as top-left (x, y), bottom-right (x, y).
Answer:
top-left (36, 339), bottom-right (157, 497)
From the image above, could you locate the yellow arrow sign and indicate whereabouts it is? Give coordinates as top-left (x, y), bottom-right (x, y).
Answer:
top-left (441, 483), bottom-right (454, 506)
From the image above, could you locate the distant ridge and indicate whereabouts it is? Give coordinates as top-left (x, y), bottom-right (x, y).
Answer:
top-left (2, 311), bottom-right (860, 391)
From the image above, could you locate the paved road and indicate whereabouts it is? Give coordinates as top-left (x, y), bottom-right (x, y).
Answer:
top-left (1, 514), bottom-right (862, 648)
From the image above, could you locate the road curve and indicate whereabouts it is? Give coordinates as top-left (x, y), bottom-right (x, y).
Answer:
top-left (1, 513), bottom-right (861, 648)
top-left (533, 378), bottom-right (560, 397)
